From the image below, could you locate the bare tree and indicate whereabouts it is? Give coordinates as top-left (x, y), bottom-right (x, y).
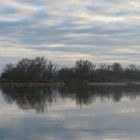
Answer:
top-left (75, 60), bottom-right (95, 80)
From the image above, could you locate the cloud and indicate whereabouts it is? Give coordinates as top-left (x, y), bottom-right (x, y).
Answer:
top-left (0, 0), bottom-right (140, 66)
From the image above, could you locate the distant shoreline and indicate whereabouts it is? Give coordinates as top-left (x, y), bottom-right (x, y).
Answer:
top-left (88, 82), bottom-right (140, 86)
top-left (0, 82), bottom-right (140, 87)
top-left (0, 82), bottom-right (65, 87)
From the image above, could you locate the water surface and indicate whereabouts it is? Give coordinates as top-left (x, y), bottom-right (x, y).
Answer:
top-left (0, 85), bottom-right (140, 140)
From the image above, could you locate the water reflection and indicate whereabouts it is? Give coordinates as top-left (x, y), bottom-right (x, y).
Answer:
top-left (1, 85), bottom-right (140, 112)
top-left (1, 86), bottom-right (56, 112)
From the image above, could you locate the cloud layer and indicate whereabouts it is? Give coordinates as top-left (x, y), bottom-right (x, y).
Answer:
top-left (0, 0), bottom-right (140, 66)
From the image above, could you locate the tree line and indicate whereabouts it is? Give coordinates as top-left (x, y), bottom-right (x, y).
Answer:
top-left (1, 57), bottom-right (140, 83)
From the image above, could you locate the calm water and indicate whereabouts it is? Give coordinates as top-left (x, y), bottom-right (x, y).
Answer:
top-left (0, 85), bottom-right (140, 140)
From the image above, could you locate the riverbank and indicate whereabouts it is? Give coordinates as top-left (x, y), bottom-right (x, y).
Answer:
top-left (88, 82), bottom-right (140, 86)
top-left (0, 82), bottom-right (65, 87)
top-left (0, 81), bottom-right (140, 87)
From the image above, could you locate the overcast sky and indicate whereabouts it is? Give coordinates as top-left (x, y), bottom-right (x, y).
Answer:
top-left (0, 0), bottom-right (140, 69)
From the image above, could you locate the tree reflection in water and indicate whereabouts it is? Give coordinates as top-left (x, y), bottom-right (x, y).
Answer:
top-left (1, 85), bottom-right (140, 112)
top-left (1, 86), bottom-right (57, 112)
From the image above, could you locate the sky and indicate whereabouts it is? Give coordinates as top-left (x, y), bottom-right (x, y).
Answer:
top-left (0, 0), bottom-right (140, 69)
